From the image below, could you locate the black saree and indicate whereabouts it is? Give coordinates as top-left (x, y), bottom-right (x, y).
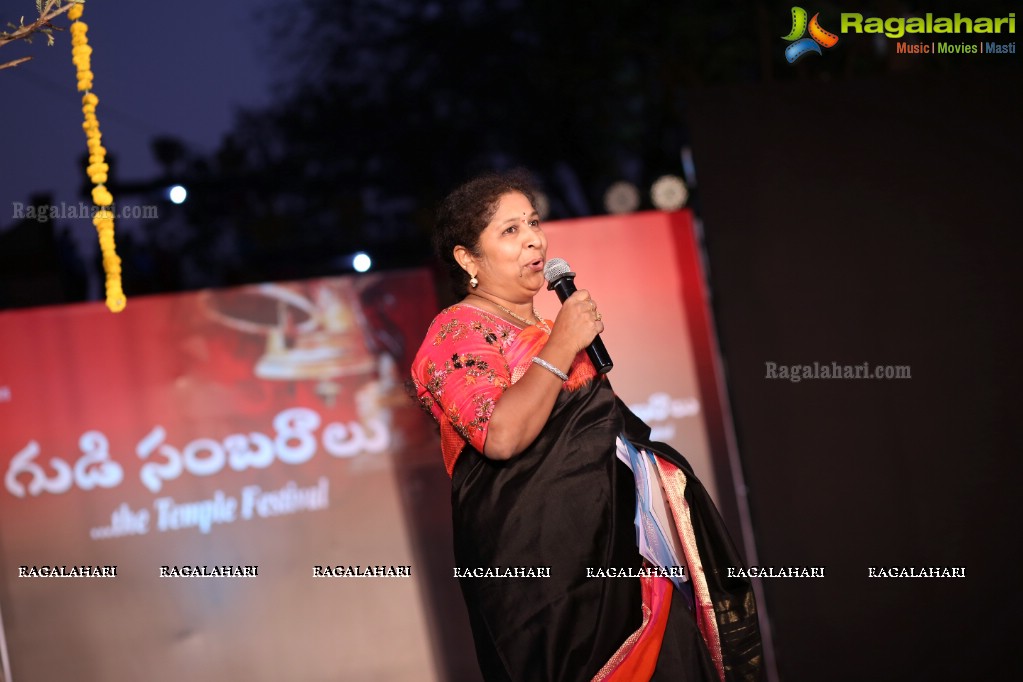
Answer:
top-left (450, 375), bottom-right (762, 682)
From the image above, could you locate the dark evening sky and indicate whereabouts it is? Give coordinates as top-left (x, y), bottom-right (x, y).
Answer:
top-left (2, 1), bottom-right (273, 232)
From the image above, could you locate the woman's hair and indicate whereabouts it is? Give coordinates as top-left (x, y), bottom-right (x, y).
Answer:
top-left (433, 169), bottom-right (539, 296)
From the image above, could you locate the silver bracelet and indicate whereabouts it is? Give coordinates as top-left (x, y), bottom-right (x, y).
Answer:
top-left (531, 356), bottom-right (568, 381)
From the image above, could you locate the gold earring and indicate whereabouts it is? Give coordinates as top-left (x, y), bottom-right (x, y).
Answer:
top-left (469, 275), bottom-right (479, 288)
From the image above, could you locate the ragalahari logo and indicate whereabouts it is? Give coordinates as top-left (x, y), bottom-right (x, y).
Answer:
top-left (782, 7), bottom-right (839, 63)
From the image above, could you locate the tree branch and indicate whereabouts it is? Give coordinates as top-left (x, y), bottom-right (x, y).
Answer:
top-left (0, 55), bottom-right (32, 70)
top-left (0, 1), bottom-right (74, 51)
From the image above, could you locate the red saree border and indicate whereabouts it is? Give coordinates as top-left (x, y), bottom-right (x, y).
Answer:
top-left (591, 576), bottom-right (673, 682)
top-left (654, 456), bottom-right (725, 682)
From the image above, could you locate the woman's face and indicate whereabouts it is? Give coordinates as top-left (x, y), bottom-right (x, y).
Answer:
top-left (468, 191), bottom-right (547, 302)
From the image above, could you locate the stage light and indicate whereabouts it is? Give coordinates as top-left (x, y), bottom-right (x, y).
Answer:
top-left (168, 185), bottom-right (188, 204)
top-left (604, 181), bottom-right (640, 214)
top-left (352, 252), bottom-right (372, 273)
top-left (650, 175), bottom-right (688, 211)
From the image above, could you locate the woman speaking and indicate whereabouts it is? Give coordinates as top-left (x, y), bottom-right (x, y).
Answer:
top-left (410, 171), bottom-right (762, 681)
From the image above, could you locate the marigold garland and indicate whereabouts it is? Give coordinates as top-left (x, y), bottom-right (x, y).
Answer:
top-left (69, 1), bottom-right (125, 312)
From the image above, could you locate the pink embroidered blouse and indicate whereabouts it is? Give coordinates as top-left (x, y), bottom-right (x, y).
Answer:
top-left (410, 304), bottom-right (596, 475)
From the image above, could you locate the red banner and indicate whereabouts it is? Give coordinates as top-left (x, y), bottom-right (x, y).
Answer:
top-left (0, 271), bottom-right (442, 681)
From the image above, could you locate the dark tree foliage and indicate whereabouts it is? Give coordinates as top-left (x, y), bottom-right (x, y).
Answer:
top-left (5, 0), bottom-right (1014, 305)
top-left (174, 0), bottom-right (766, 284)
top-left (180, 0), bottom-right (1014, 287)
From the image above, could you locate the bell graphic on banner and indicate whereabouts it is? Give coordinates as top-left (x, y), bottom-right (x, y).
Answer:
top-left (202, 280), bottom-right (377, 405)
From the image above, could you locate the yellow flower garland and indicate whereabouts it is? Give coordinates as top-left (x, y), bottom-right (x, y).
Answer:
top-left (69, 1), bottom-right (125, 312)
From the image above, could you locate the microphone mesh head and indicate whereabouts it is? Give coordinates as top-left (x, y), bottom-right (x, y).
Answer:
top-left (543, 258), bottom-right (572, 283)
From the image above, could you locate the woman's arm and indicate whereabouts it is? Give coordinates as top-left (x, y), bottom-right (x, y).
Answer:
top-left (482, 290), bottom-right (603, 460)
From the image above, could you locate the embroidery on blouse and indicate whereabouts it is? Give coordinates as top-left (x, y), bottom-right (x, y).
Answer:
top-left (412, 304), bottom-right (600, 471)
top-left (412, 306), bottom-right (517, 450)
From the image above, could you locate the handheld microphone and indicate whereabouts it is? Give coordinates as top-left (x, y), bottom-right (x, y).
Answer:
top-left (543, 258), bottom-right (613, 374)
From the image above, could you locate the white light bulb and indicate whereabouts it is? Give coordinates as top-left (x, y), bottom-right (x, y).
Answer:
top-left (353, 252), bottom-right (371, 273)
top-left (168, 185), bottom-right (187, 204)
top-left (650, 175), bottom-right (688, 211)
